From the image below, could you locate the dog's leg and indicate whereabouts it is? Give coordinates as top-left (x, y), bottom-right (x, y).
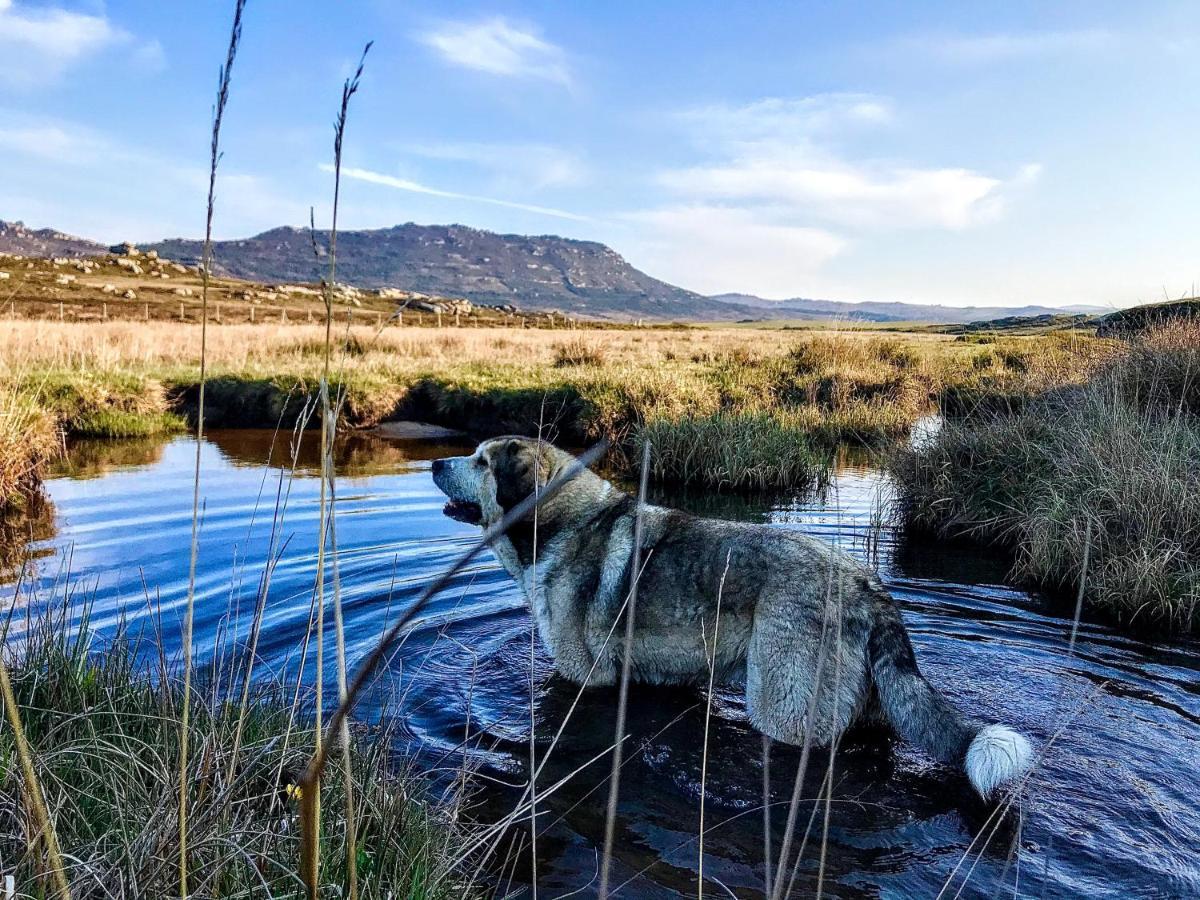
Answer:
top-left (744, 597), bottom-right (867, 747)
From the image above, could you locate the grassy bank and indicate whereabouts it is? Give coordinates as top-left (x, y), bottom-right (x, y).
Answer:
top-left (0, 320), bottom-right (1111, 500)
top-left (892, 321), bottom-right (1200, 633)
top-left (0, 607), bottom-right (480, 898)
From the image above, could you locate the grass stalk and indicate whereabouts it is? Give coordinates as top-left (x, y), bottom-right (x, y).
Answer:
top-left (300, 41), bottom-right (371, 900)
top-left (597, 439), bottom-right (651, 899)
top-left (0, 651), bottom-right (71, 899)
top-left (698, 551), bottom-right (731, 897)
top-left (178, 5), bottom-right (245, 896)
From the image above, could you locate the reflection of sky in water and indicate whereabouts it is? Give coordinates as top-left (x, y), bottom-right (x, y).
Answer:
top-left (5, 429), bottom-right (1199, 899)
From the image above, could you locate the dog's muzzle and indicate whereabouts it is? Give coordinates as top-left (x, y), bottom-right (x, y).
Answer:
top-left (431, 457), bottom-right (483, 525)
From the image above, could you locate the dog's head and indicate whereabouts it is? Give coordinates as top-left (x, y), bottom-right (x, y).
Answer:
top-left (431, 436), bottom-right (577, 527)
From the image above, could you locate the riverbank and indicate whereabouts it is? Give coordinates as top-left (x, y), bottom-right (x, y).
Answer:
top-left (892, 320), bottom-right (1200, 634)
top-left (0, 605), bottom-right (481, 898)
top-left (0, 320), bottom-right (1112, 505)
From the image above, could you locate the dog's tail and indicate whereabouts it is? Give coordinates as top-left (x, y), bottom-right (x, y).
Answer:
top-left (867, 601), bottom-right (1032, 798)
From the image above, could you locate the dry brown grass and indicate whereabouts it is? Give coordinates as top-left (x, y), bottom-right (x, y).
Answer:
top-left (0, 320), bottom-right (1113, 493)
top-left (893, 320), bottom-right (1200, 632)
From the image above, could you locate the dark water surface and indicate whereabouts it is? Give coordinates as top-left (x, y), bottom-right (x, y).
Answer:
top-left (4, 430), bottom-right (1199, 898)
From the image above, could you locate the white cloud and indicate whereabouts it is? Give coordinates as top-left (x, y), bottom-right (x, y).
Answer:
top-left (660, 159), bottom-right (1017, 230)
top-left (0, 114), bottom-right (115, 163)
top-left (417, 17), bottom-right (570, 85)
top-left (679, 94), bottom-right (893, 147)
top-left (330, 165), bottom-right (591, 221)
top-left (623, 206), bottom-right (846, 298)
top-left (658, 94), bottom-right (1039, 231)
top-left (403, 141), bottom-right (588, 190)
top-left (0, 0), bottom-right (163, 88)
top-left (887, 29), bottom-right (1115, 65)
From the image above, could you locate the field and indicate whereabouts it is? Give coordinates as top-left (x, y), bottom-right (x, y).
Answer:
top-left (0, 317), bottom-right (1113, 497)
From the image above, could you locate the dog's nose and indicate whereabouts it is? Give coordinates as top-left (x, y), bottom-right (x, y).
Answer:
top-left (432, 458), bottom-right (446, 476)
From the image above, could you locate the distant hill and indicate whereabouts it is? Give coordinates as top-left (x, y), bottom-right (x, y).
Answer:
top-left (4, 214), bottom-right (1110, 324)
top-left (147, 223), bottom-right (751, 321)
top-left (1096, 298), bottom-right (1200, 336)
top-left (0, 220), bottom-right (105, 258)
top-left (710, 292), bottom-right (1108, 325)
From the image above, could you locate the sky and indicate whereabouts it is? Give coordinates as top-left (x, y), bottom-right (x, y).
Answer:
top-left (2, 1), bottom-right (1198, 308)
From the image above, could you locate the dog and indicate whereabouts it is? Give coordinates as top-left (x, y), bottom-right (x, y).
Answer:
top-left (432, 436), bottom-right (1033, 798)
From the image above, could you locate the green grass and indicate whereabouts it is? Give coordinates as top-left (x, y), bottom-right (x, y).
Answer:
top-left (0, 605), bottom-right (482, 898)
top-left (639, 411), bottom-right (830, 490)
top-left (892, 321), bottom-right (1200, 633)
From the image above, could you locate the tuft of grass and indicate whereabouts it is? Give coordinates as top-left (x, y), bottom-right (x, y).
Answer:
top-left (552, 337), bottom-right (607, 368)
top-left (0, 608), bottom-right (479, 898)
top-left (639, 412), bottom-right (829, 491)
top-left (892, 321), bottom-right (1200, 633)
top-left (0, 384), bottom-right (60, 510)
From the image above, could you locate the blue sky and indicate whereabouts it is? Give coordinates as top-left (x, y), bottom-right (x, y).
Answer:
top-left (2, 1), bottom-right (1198, 307)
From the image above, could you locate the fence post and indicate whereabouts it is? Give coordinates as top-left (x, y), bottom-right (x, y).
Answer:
top-left (145, 303), bottom-right (150, 321)
top-left (250, 305), bottom-right (255, 324)
top-left (103, 302), bottom-right (108, 320)
top-left (180, 302), bottom-right (185, 321)
top-left (281, 307), bottom-right (288, 324)
top-left (59, 301), bottom-right (64, 321)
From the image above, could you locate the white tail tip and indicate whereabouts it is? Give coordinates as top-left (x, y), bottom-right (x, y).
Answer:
top-left (966, 724), bottom-right (1033, 798)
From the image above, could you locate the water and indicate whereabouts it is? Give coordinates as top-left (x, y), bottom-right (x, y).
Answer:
top-left (4, 429), bottom-right (1199, 899)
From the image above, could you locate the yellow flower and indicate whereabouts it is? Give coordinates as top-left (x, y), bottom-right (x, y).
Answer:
top-left (285, 782), bottom-right (302, 801)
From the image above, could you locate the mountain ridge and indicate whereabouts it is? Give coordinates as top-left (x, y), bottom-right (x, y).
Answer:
top-left (710, 292), bottom-right (1109, 324)
top-left (147, 222), bottom-right (750, 321)
top-left (4, 215), bottom-right (1105, 323)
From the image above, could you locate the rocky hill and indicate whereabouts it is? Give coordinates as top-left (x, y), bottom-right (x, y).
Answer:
top-left (0, 220), bottom-right (105, 258)
top-left (148, 223), bottom-right (749, 321)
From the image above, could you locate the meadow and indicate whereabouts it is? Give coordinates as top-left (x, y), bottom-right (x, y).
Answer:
top-left (0, 317), bottom-right (1112, 499)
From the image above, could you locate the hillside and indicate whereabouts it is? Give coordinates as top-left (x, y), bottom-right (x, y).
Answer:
top-left (148, 223), bottom-right (750, 321)
top-left (0, 220), bottom-right (105, 258)
top-left (711, 292), bottom-right (1107, 324)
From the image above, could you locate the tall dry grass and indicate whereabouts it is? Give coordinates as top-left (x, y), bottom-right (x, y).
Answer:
top-left (0, 593), bottom-right (480, 898)
top-left (892, 320), bottom-right (1200, 632)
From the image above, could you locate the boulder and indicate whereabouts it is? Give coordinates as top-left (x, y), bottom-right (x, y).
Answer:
top-left (109, 242), bottom-right (139, 257)
top-left (122, 289), bottom-right (137, 300)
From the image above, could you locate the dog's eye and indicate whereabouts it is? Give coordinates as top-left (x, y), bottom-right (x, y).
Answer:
top-left (475, 457), bottom-right (488, 468)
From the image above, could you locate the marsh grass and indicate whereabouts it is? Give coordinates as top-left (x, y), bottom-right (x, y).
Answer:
top-left (640, 412), bottom-right (830, 491)
top-left (0, 385), bottom-right (59, 507)
top-left (0, 599), bottom-right (478, 899)
top-left (0, 322), bottom-right (1113, 492)
top-left (893, 321), bottom-right (1200, 632)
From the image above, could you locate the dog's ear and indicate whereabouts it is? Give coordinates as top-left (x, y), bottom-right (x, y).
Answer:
top-left (492, 439), bottom-right (552, 511)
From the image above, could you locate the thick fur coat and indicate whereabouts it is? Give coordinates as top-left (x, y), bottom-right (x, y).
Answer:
top-left (432, 437), bottom-right (1032, 797)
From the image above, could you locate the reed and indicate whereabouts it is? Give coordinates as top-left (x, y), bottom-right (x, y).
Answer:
top-left (178, 6), bottom-right (245, 895)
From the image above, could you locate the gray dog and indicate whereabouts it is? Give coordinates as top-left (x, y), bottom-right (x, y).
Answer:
top-left (432, 436), bottom-right (1033, 798)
